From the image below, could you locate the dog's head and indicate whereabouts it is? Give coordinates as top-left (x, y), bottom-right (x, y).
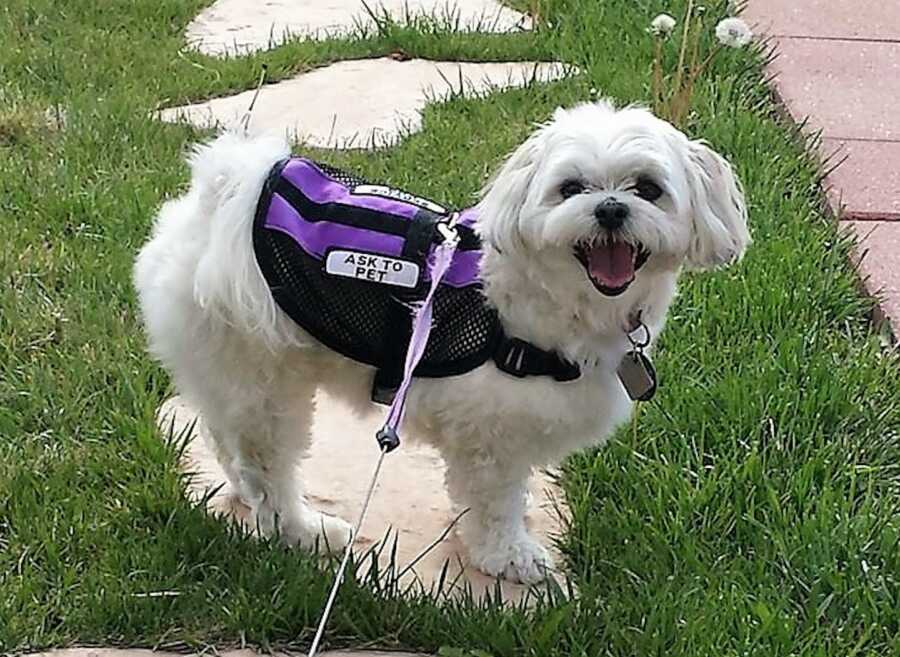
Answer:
top-left (478, 101), bottom-right (749, 298)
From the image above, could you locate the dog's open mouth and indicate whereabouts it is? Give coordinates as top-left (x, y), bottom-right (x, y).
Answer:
top-left (574, 240), bottom-right (650, 296)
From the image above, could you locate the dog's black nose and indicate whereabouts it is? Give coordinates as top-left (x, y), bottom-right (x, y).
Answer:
top-left (594, 199), bottom-right (629, 229)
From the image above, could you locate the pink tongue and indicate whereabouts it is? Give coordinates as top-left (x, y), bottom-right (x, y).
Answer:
top-left (587, 241), bottom-right (635, 289)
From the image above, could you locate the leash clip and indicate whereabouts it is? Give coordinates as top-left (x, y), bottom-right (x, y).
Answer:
top-left (435, 215), bottom-right (461, 247)
top-left (375, 426), bottom-right (401, 452)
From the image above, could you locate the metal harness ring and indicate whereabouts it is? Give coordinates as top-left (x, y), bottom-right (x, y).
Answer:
top-left (626, 320), bottom-right (651, 351)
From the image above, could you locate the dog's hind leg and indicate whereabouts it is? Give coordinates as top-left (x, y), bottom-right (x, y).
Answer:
top-left (227, 375), bottom-right (352, 553)
top-left (235, 382), bottom-right (351, 552)
top-left (173, 343), bottom-right (352, 553)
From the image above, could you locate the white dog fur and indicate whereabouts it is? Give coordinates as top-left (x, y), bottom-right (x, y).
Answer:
top-left (134, 100), bottom-right (749, 584)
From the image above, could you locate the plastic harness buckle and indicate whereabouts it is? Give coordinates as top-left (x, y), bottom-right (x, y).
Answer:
top-left (493, 336), bottom-right (581, 382)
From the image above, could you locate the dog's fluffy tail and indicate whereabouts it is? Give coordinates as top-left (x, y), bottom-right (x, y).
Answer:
top-left (136, 131), bottom-right (293, 352)
top-left (190, 132), bottom-right (291, 346)
top-left (187, 131), bottom-right (289, 214)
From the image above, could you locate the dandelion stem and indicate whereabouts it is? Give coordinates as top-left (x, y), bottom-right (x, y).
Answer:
top-left (672, 12), bottom-right (707, 126)
top-left (680, 45), bottom-right (723, 123)
top-left (672, 0), bottom-right (695, 100)
top-left (689, 12), bottom-right (703, 79)
top-left (652, 38), bottom-right (664, 117)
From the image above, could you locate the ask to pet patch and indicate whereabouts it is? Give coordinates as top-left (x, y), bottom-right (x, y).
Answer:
top-left (325, 249), bottom-right (420, 288)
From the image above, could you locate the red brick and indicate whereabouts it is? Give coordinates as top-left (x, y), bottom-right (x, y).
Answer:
top-left (768, 38), bottom-right (900, 141)
top-left (745, 0), bottom-right (900, 41)
top-left (824, 139), bottom-right (900, 220)
top-left (843, 221), bottom-right (900, 334)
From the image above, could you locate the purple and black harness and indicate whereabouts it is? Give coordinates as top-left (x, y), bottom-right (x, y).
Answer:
top-left (253, 157), bottom-right (581, 450)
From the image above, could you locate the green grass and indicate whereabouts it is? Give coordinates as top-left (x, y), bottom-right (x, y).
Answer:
top-left (2, 0), bottom-right (900, 655)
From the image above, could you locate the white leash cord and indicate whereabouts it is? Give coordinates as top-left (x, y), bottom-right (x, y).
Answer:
top-left (307, 223), bottom-right (460, 656)
top-left (307, 445), bottom-right (388, 657)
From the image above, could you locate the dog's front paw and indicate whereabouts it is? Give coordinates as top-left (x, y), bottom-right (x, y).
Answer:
top-left (470, 535), bottom-right (553, 585)
top-left (250, 502), bottom-right (352, 554)
top-left (283, 511), bottom-right (352, 554)
top-left (312, 512), bottom-right (353, 554)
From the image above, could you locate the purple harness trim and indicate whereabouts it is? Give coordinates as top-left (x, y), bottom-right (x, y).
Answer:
top-left (267, 192), bottom-right (405, 257)
top-left (283, 158), bottom-right (421, 218)
top-left (263, 158), bottom-right (481, 288)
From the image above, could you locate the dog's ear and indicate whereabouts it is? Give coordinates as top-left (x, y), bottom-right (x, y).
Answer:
top-left (684, 139), bottom-right (750, 270)
top-left (477, 127), bottom-right (545, 254)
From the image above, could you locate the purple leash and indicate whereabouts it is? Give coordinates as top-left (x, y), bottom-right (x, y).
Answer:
top-left (375, 221), bottom-right (461, 452)
top-left (307, 221), bottom-right (460, 657)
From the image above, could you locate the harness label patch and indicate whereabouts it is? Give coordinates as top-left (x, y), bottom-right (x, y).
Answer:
top-left (352, 184), bottom-right (447, 215)
top-left (325, 250), bottom-right (420, 288)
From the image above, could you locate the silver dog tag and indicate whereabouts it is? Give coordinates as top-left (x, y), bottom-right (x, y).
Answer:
top-left (617, 350), bottom-right (657, 402)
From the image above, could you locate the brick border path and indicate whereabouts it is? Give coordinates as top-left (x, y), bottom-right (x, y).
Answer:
top-left (745, 1), bottom-right (900, 334)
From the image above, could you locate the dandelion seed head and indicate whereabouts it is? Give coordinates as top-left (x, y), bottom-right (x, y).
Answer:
top-left (715, 17), bottom-right (752, 48)
top-left (649, 13), bottom-right (677, 37)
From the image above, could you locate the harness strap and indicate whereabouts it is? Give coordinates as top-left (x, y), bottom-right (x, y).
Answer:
top-left (371, 208), bottom-right (444, 404)
top-left (493, 334), bottom-right (581, 382)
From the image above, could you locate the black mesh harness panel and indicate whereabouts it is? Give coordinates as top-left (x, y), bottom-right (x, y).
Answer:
top-left (252, 157), bottom-right (581, 403)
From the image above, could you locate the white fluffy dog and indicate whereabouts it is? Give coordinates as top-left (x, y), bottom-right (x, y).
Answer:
top-left (134, 101), bottom-right (749, 584)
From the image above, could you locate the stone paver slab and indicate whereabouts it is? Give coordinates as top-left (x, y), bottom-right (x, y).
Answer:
top-left (842, 221), bottom-right (900, 334)
top-left (744, 0), bottom-right (900, 41)
top-left (31, 650), bottom-right (426, 657)
top-left (824, 138), bottom-right (900, 220)
top-left (187, 0), bottom-right (531, 57)
top-left (769, 38), bottom-right (900, 141)
top-left (158, 394), bottom-right (568, 604)
top-left (157, 58), bottom-right (569, 149)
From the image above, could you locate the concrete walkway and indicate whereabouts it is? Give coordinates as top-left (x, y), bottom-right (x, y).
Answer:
top-left (745, 1), bottom-right (900, 333)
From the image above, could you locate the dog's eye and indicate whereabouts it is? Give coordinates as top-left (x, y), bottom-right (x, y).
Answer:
top-left (633, 178), bottom-right (663, 202)
top-left (559, 180), bottom-right (586, 199)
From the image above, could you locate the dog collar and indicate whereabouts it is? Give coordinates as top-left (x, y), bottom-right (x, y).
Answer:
top-left (493, 333), bottom-right (581, 382)
top-left (492, 308), bottom-right (655, 391)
